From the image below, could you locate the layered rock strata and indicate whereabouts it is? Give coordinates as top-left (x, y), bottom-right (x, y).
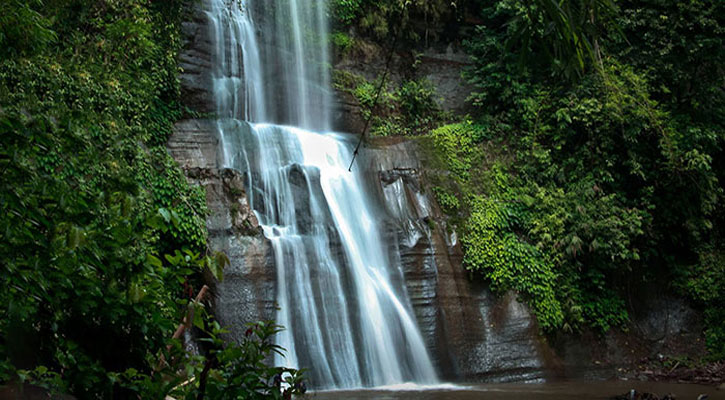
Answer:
top-left (168, 119), bottom-right (276, 337)
top-left (169, 0), bottom-right (553, 382)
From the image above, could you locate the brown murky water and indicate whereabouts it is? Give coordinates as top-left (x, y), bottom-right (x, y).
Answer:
top-left (310, 381), bottom-right (724, 400)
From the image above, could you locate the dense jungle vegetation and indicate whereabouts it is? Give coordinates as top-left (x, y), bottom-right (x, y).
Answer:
top-left (0, 0), bottom-right (303, 398)
top-left (332, 0), bottom-right (725, 358)
top-left (0, 0), bottom-right (723, 397)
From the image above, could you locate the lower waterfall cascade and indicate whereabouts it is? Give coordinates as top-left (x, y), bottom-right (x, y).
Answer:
top-left (219, 121), bottom-right (439, 387)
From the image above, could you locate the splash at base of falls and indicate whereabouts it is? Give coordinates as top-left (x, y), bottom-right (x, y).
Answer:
top-left (218, 120), bottom-right (438, 389)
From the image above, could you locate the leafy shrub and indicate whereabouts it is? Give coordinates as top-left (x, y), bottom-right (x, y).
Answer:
top-left (113, 278), bottom-right (305, 400)
top-left (463, 195), bottom-right (564, 330)
top-left (330, 0), bottom-right (364, 26)
top-left (181, 321), bottom-right (305, 400)
top-left (0, 0), bottom-right (56, 57)
top-left (0, 0), bottom-right (306, 396)
top-left (333, 0), bottom-right (459, 43)
top-left (330, 32), bottom-right (354, 55)
top-left (685, 248), bottom-right (725, 360)
top-left (444, 0), bottom-right (724, 351)
top-left (334, 69), bottom-right (444, 136)
top-left (432, 186), bottom-right (460, 215)
top-left (398, 79), bottom-right (440, 132)
top-left (430, 122), bottom-right (478, 181)
top-left (612, 0), bottom-right (725, 122)
top-left (142, 148), bottom-right (208, 252)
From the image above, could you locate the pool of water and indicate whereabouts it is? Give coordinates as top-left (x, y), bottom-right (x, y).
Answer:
top-left (310, 381), bottom-right (723, 400)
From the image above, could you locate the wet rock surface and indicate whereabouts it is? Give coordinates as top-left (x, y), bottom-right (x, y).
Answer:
top-left (221, 168), bottom-right (260, 236)
top-left (168, 120), bottom-right (276, 343)
top-left (416, 46), bottom-right (473, 114)
top-left (358, 139), bottom-right (554, 382)
top-left (549, 288), bottom-right (708, 381)
top-left (178, 1), bottom-right (214, 114)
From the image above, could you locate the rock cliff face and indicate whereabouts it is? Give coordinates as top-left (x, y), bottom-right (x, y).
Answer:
top-left (168, 1), bottom-right (704, 385)
top-left (331, 41), bottom-right (473, 134)
top-left (173, 1), bottom-right (276, 335)
top-left (168, 119), bottom-right (276, 338)
top-left (325, 40), bottom-right (555, 379)
top-left (178, 1), bottom-right (215, 114)
top-left (169, 1), bottom-right (553, 382)
top-left (169, 118), bottom-right (555, 382)
top-left (357, 139), bottom-right (554, 381)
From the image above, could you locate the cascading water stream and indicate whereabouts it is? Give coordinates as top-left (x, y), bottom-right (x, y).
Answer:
top-left (206, 0), bottom-right (438, 388)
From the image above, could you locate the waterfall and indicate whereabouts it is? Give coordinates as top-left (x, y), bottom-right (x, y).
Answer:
top-left (206, 0), bottom-right (438, 388)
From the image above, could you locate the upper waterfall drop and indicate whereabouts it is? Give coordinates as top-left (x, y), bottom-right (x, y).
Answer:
top-left (206, 0), bottom-right (439, 389)
top-left (207, 0), bottom-right (266, 122)
top-left (207, 0), bottom-right (332, 131)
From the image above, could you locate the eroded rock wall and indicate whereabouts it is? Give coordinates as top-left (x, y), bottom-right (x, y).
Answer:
top-left (178, 1), bottom-right (214, 114)
top-left (168, 120), bottom-right (554, 382)
top-left (168, 120), bottom-right (277, 342)
top-left (172, 2), bottom-right (276, 340)
top-left (170, 0), bottom-right (553, 383)
top-left (358, 139), bottom-right (554, 382)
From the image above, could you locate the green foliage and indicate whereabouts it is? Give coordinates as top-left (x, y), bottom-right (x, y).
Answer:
top-left (703, 308), bottom-right (725, 361)
top-left (463, 195), bottom-right (564, 330)
top-left (330, 0), bottom-right (364, 26)
top-left (178, 321), bottom-right (306, 400)
top-left (398, 79), bottom-right (441, 130)
top-left (449, 0), bottom-right (724, 353)
top-left (432, 186), bottom-right (460, 215)
top-left (7, 245), bottom-right (304, 399)
top-left (330, 0), bottom-right (459, 43)
top-left (0, 0), bottom-right (305, 397)
top-left (685, 250), bottom-right (725, 305)
top-left (330, 32), bottom-right (355, 55)
top-left (428, 123), bottom-right (565, 329)
top-left (430, 122), bottom-right (484, 182)
top-left (142, 148), bottom-right (208, 252)
top-left (333, 70), bottom-right (444, 136)
top-left (109, 266), bottom-right (305, 400)
top-left (506, 0), bottom-right (620, 78)
top-left (684, 248), bottom-right (725, 360)
top-left (0, 0), bottom-right (57, 58)
top-left (612, 0), bottom-right (725, 122)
